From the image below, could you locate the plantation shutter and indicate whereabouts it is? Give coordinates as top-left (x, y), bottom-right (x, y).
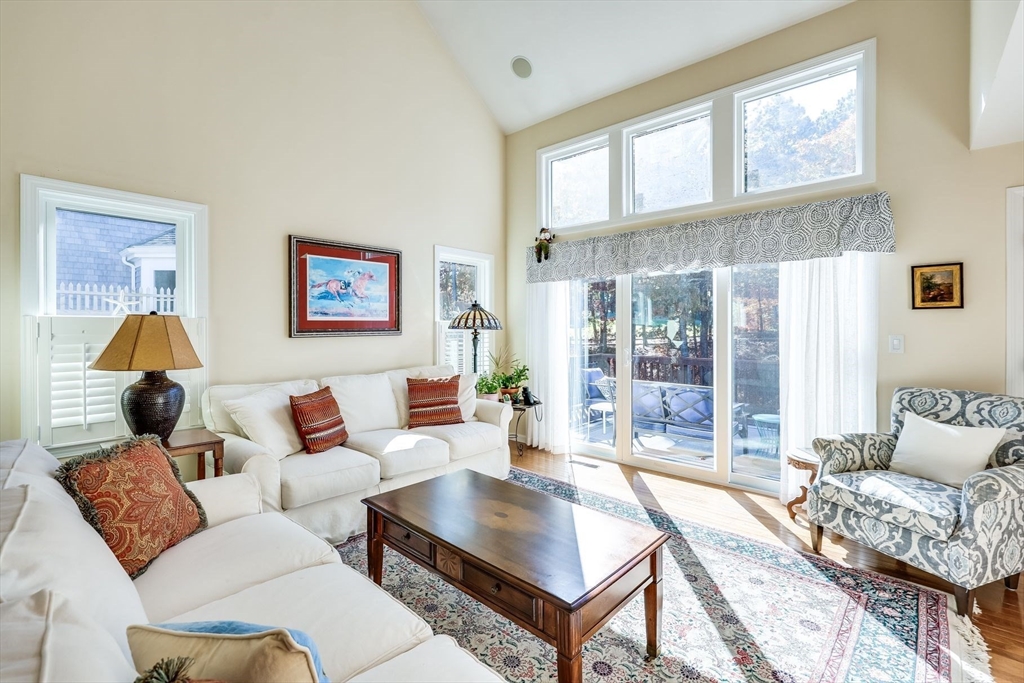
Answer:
top-left (435, 322), bottom-right (490, 376)
top-left (34, 316), bottom-right (207, 449)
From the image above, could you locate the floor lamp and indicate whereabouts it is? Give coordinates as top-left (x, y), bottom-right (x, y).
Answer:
top-left (448, 301), bottom-right (502, 373)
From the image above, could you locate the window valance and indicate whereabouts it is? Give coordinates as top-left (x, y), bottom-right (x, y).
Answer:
top-left (526, 192), bottom-right (894, 283)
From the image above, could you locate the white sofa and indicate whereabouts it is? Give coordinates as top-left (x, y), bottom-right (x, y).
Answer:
top-left (203, 364), bottom-right (513, 544)
top-left (0, 438), bottom-right (504, 682)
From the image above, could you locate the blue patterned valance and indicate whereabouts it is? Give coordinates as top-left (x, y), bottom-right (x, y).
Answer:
top-left (526, 192), bottom-right (895, 283)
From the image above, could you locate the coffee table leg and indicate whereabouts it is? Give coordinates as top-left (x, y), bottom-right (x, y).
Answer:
top-left (367, 509), bottom-right (384, 585)
top-left (555, 610), bottom-right (583, 683)
top-left (645, 545), bottom-right (663, 659)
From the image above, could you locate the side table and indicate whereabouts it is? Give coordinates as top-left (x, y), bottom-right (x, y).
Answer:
top-left (509, 400), bottom-right (543, 457)
top-left (785, 447), bottom-right (820, 519)
top-left (163, 428), bottom-right (225, 479)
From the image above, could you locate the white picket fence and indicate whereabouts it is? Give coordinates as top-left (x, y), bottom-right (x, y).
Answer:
top-left (55, 283), bottom-right (177, 315)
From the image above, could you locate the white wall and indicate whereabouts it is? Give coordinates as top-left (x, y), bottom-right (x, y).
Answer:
top-left (0, 0), bottom-right (506, 440)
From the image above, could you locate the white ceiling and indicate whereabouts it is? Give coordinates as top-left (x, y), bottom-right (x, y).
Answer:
top-left (417, 0), bottom-right (853, 133)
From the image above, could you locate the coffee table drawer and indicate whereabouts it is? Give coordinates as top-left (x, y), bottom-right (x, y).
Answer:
top-left (462, 562), bottom-right (537, 625)
top-left (383, 518), bottom-right (432, 561)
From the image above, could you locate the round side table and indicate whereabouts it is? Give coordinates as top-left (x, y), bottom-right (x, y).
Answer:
top-left (785, 447), bottom-right (820, 520)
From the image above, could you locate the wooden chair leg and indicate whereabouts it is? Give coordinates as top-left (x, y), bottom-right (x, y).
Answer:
top-left (1005, 572), bottom-right (1020, 590)
top-left (810, 523), bottom-right (823, 553)
top-left (953, 586), bottom-right (975, 617)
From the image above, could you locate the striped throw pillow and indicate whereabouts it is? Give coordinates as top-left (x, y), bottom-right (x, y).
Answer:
top-left (407, 376), bottom-right (464, 428)
top-left (289, 387), bottom-right (348, 453)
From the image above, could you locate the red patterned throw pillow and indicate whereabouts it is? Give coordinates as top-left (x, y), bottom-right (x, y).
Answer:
top-left (407, 376), bottom-right (464, 428)
top-left (290, 387), bottom-right (349, 453)
top-left (55, 436), bottom-right (206, 579)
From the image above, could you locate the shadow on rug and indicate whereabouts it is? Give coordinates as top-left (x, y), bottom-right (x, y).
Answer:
top-left (338, 467), bottom-right (992, 683)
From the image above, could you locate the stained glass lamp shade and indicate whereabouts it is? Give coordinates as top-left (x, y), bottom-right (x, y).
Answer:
top-left (448, 301), bottom-right (502, 373)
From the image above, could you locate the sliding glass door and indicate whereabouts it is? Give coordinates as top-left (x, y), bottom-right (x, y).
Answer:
top-left (566, 267), bottom-right (780, 493)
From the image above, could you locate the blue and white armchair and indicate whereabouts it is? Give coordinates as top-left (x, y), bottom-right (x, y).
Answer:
top-left (807, 387), bottom-right (1024, 616)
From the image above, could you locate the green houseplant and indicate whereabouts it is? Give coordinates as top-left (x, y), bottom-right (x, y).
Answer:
top-left (475, 373), bottom-right (501, 400)
top-left (488, 348), bottom-right (529, 400)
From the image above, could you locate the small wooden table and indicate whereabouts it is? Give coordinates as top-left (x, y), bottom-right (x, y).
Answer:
top-left (163, 428), bottom-right (224, 479)
top-left (363, 470), bottom-right (669, 683)
top-left (786, 447), bottom-right (820, 520)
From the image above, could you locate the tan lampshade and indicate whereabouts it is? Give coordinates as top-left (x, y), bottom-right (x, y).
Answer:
top-left (90, 313), bottom-right (203, 372)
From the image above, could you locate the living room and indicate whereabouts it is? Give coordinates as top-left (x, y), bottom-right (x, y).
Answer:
top-left (1, 0), bottom-right (1022, 681)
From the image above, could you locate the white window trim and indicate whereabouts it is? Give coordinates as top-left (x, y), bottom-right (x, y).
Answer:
top-left (537, 39), bottom-right (876, 234)
top-left (19, 175), bottom-right (209, 446)
top-left (433, 245), bottom-right (495, 372)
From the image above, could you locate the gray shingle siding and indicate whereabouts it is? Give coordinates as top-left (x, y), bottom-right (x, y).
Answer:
top-left (55, 209), bottom-right (174, 288)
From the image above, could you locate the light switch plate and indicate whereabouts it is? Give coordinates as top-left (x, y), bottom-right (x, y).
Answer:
top-left (888, 334), bottom-right (905, 354)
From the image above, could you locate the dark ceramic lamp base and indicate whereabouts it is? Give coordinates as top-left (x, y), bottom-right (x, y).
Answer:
top-left (121, 370), bottom-right (185, 441)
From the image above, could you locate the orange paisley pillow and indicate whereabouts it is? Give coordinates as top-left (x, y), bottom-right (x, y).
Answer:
top-left (56, 436), bottom-right (207, 578)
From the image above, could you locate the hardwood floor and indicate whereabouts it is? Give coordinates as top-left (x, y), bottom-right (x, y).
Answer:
top-left (513, 447), bottom-right (1024, 683)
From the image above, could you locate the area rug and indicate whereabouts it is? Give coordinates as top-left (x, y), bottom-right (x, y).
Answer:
top-left (337, 468), bottom-right (992, 683)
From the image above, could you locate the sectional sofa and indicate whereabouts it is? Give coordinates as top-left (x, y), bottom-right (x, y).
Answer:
top-left (0, 438), bottom-right (504, 681)
top-left (202, 364), bottom-right (513, 543)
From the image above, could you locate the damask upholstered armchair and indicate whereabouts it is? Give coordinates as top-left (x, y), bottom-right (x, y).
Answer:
top-left (807, 387), bottom-right (1024, 617)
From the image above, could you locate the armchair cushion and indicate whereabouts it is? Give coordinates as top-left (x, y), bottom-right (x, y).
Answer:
top-left (889, 412), bottom-right (1004, 488)
top-left (812, 433), bottom-right (897, 477)
top-left (817, 470), bottom-right (961, 541)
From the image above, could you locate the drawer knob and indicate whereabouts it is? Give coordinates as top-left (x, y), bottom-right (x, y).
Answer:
top-left (490, 583), bottom-right (501, 595)
top-left (402, 531), bottom-right (411, 541)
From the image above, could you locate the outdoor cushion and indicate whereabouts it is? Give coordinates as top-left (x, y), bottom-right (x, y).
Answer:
top-left (817, 470), bottom-right (961, 541)
top-left (164, 564), bottom-right (433, 682)
top-left (344, 429), bottom-right (449, 478)
top-left (411, 421), bottom-right (503, 461)
top-left (632, 382), bottom-right (667, 433)
top-left (279, 446), bottom-right (380, 508)
top-left (135, 512), bottom-right (340, 623)
top-left (664, 386), bottom-right (714, 428)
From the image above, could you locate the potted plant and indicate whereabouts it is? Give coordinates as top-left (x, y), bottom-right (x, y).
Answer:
top-left (488, 348), bottom-right (529, 400)
top-left (475, 373), bottom-right (501, 401)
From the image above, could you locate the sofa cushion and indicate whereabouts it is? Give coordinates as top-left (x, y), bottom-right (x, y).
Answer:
top-left (890, 412), bottom-right (1005, 488)
top-left (290, 387), bottom-right (349, 453)
top-left (0, 590), bottom-right (138, 683)
top-left (204, 380), bottom-right (320, 437)
top-left (407, 376), bottom-right (464, 428)
top-left (322, 373), bottom-right (402, 434)
top-left (165, 564), bottom-right (433, 682)
top-left (410, 421), bottom-right (503, 461)
top-left (0, 485), bottom-right (148, 659)
top-left (385, 365), bottom-right (456, 429)
top-left (349, 635), bottom-right (504, 683)
top-left (135, 512), bottom-right (340, 623)
top-left (345, 430), bottom-right (449, 479)
top-left (55, 436), bottom-right (207, 579)
top-left (222, 387), bottom-right (304, 459)
top-left (279, 446), bottom-right (380, 509)
top-left (817, 470), bottom-right (962, 541)
top-left (0, 440), bottom-right (77, 511)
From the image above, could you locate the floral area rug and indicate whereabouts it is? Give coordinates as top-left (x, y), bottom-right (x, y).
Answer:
top-left (337, 468), bottom-right (992, 683)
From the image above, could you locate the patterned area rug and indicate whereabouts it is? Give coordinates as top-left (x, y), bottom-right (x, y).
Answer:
top-left (338, 468), bottom-right (992, 683)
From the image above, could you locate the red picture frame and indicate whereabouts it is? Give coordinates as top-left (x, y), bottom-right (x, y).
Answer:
top-left (290, 235), bottom-right (401, 337)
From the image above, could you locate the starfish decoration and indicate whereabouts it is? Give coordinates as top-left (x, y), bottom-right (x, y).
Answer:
top-left (103, 289), bottom-right (141, 316)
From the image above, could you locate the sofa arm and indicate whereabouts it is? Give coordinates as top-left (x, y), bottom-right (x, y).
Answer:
top-left (475, 399), bottom-right (513, 433)
top-left (812, 433), bottom-right (897, 477)
top-left (962, 464), bottom-right (1024, 510)
top-left (185, 472), bottom-right (263, 527)
top-left (222, 433), bottom-right (282, 511)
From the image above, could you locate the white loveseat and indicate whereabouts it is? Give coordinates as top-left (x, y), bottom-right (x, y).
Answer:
top-left (202, 364), bottom-right (513, 544)
top-left (0, 439), bottom-right (504, 682)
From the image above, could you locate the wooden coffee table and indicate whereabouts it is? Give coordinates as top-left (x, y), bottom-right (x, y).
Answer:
top-left (363, 470), bottom-right (669, 683)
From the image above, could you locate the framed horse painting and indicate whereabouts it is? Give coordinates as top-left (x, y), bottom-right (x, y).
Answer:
top-left (290, 235), bottom-right (401, 337)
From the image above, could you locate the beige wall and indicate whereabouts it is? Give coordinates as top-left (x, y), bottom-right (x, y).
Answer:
top-left (0, 1), bottom-right (505, 441)
top-left (505, 0), bottom-right (1024, 428)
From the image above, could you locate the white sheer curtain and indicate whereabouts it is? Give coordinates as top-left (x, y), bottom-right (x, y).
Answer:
top-left (778, 252), bottom-right (880, 504)
top-left (525, 281), bottom-right (572, 454)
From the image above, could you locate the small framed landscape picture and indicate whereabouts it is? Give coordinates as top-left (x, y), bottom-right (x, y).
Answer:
top-left (290, 235), bottom-right (401, 337)
top-left (911, 262), bottom-right (963, 310)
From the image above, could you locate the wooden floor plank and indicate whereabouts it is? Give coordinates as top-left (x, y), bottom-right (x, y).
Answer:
top-left (513, 447), bottom-right (1024, 683)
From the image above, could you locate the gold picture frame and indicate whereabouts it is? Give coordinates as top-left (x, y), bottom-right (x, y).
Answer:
top-left (911, 262), bottom-right (963, 309)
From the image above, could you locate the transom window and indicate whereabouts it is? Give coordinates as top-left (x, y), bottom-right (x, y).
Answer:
top-left (538, 40), bottom-right (875, 232)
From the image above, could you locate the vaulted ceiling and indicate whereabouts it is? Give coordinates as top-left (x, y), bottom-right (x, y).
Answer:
top-left (417, 0), bottom-right (852, 133)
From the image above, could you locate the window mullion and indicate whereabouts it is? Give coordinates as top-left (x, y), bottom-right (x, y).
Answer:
top-left (609, 128), bottom-right (625, 221)
top-left (712, 94), bottom-right (735, 201)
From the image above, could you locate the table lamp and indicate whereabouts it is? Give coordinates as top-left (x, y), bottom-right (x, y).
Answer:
top-left (90, 311), bottom-right (203, 441)
top-left (448, 301), bottom-right (502, 373)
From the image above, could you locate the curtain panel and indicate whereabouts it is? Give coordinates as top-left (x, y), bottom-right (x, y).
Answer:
top-left (526, 192), bottom-right (894, 284)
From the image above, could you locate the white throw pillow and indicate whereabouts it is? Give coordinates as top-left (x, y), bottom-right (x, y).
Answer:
top-left (458, 373), bottom-right (478, 422)
top-left (221, 388), bottom-right (303, 459)
top-left (321, 373), bottom-right (402, 434)
top-left (0, 590), bottom-right (138, 683)
top-left (889, 412), bottom-right (1006, 488)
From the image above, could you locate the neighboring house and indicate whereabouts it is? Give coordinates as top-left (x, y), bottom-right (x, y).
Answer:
top-left (54, 208), bottom-right (174, 288)
top-left (120, 228), bottom-right (176, 291)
